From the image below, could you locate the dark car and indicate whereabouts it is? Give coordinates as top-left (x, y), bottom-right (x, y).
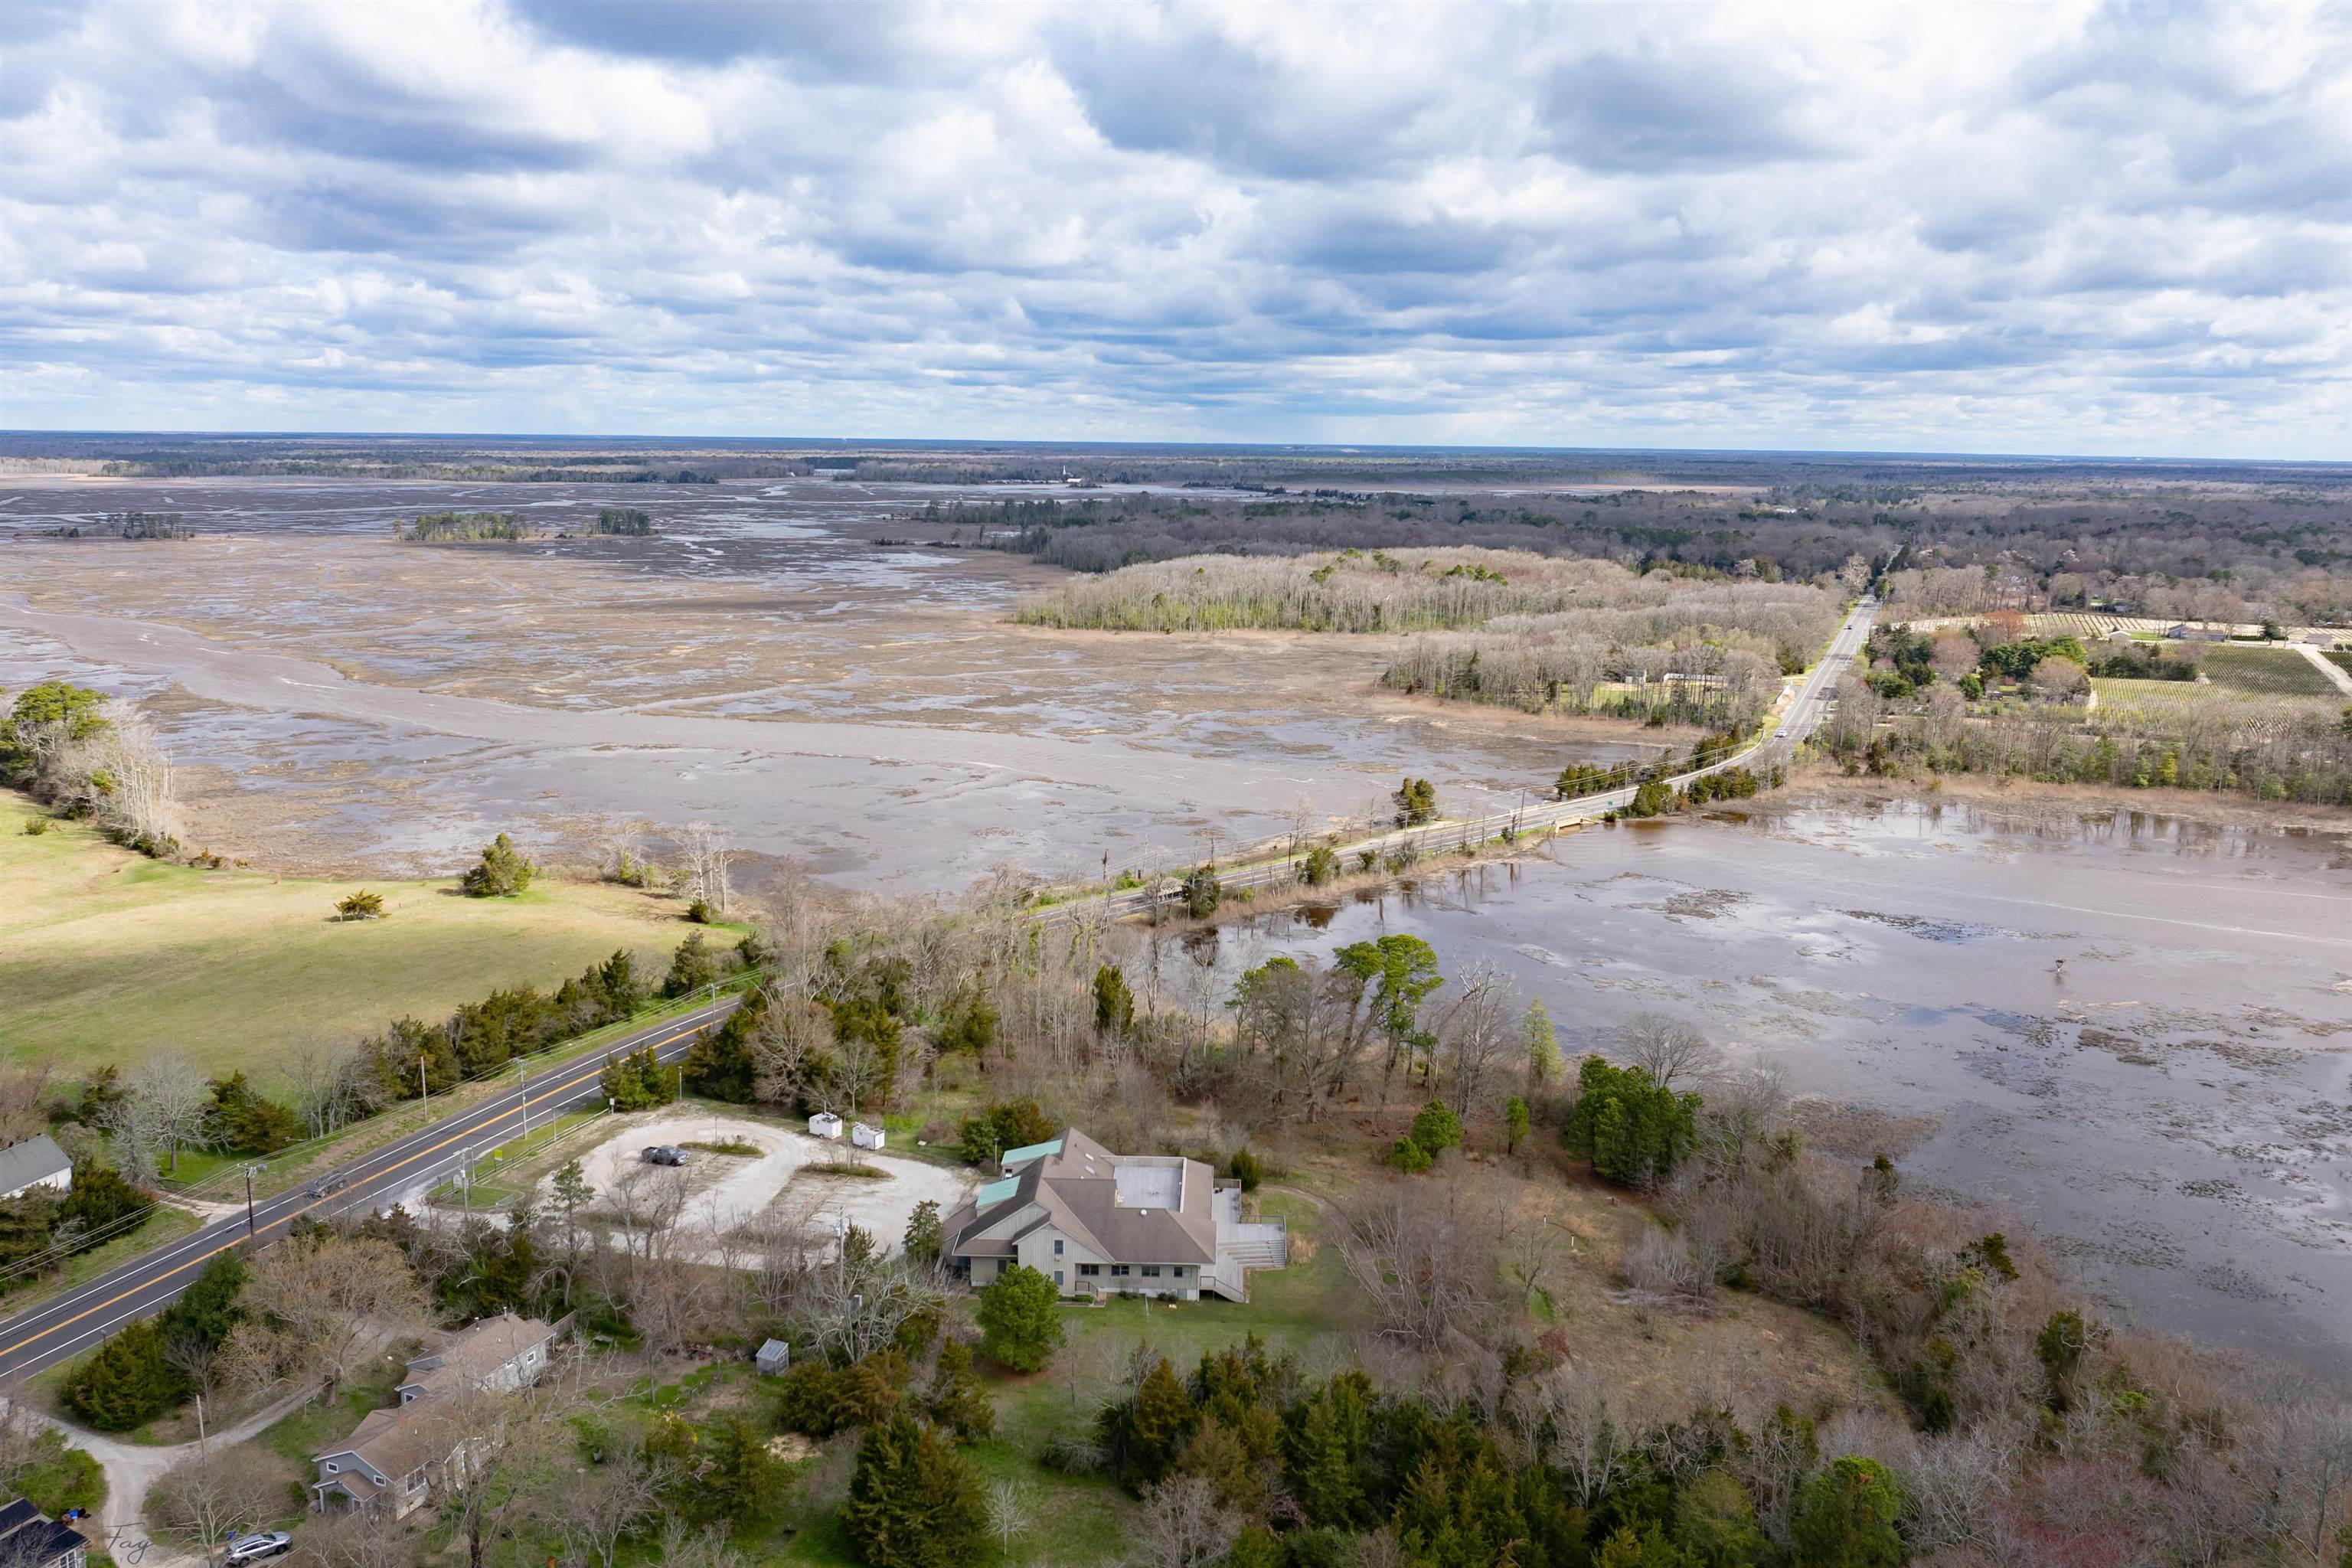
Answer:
top-left (306, 1174), bottom-right (347, 1200)
top-left (225, 1532), bottom-right (292, 1563)
top-left (641, 1145), bottom-right (687, 1166)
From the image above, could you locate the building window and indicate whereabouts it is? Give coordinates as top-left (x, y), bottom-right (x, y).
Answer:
top-left (1054, 1269), bottom-right (1063, 1287)
top-left (1078, 1263), bottom-right (1100, 1277)
top-left (1110, 1264), bottom-right (1130, 1277)
top-left (1142, 1265), bottom-right (1161, 1277)
top-left (1054, 1239), bottom-right (1063, 1257)
top-left (325, 1463), bottom-right (338, 1474)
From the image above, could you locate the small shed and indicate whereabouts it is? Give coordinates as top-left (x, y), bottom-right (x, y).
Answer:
top-left (851, 1122), bottom-right (886, 1151)
top-left (808, 1112), bottom-right (843, 1140)
top-left (755, 1338), bottom-right (789, 1376)
top-left (0, 1135), bottom-right (72, 1202)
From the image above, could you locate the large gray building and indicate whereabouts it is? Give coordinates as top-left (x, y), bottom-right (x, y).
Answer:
top-left (939, 1129), bottom-right (1286, 1302)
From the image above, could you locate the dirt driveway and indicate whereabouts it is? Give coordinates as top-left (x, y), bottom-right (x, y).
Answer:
top-left (554, 1110), bottom-right (975, 1256)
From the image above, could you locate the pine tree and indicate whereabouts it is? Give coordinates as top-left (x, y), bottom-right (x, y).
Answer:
top-left (460, 832), bottom-right (535, 897)
top-left (838, 1411), bottom-right (988, 1568)
top-left (697, 1414), bottom-right (786, 1530)
top-left (64, 1318), bottom-right (187, 1430)
top-left (1093, 964), bottom-right (1135, 1034)
top-left (1112, 1357), bottom-right (1198, 1490)
top-left (1504, 1096), bottom-right (1530, 1155)
top-left (919, 1341), bottom-right (996, 1442)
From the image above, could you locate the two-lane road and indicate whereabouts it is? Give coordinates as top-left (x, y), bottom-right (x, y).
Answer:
top-left (0, 996), bottom-right (739, 1383)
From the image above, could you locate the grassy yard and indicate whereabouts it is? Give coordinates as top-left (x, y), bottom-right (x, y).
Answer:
top-left (2327, 649), bottom-right (2352, 676)
top-left (0, 792), bottom-right (694, 1086)
top-left (2198, 642), bottom-right (2339, 697)
top-left (0, 1204), bottom-right (199, 1318)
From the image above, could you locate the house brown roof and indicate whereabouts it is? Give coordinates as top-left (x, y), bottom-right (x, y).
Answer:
top-left (943, 1128), bottom-right (1215, 1268)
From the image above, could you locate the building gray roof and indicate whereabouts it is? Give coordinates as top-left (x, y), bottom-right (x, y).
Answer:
top-left (0, 1136), bottom-right (70, 1197)
top-left (942, 1128), bottom-right (1215, 1268)
top-left (397, 1312), bottom-right (556, 1400)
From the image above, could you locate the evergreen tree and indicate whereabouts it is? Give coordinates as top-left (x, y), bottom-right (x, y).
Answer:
top-left (919, 1341), bottom-right (996, 1442)
top-left (1504, 1096), bottom-right (1530, 1155)
top-left (901, 1200), bottom-right (943, 1265)
top-left (1407, 1100), bottom-right (1462, 1158)
top-left (1671, 1468), bottom-right (1769, 1567)
top-left (838, 1411), bottom-right (988, 1568)
top-left (1524, 999), bottom-right (1563, 1083)
top-left (459, 832), bottom-right (535, 897)
top-left (975, 1264), bottom-right (1062, 1372)
top-left (681, 1014), bottom-right (756, 1102)
top-left (1790, 1456), bottom-right (1903, 1568)
top-left (697, 1413), bottom-right (787, 1530)
top-left (664, 931), bottom-right (725, 998)
top-left (1093, 964), bottom-right (1135, 1034)
top-left (1104, 1357), bottom-right (1197, 1490)
top-left (161, 1252), bottom-right (247, 1344)
top-left (1561, 1056), bottom-right (1700, 1187)
top-left (64, 1318), bottom-right (186, 1430)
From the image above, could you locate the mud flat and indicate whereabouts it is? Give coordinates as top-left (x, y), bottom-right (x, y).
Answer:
top-left (0, 479), bottom-right (1669, 888)
top-left (1165, 795), bottom-right (2352, 1370)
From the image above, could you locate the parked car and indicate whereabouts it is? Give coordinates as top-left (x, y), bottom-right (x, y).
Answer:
top-left (225, 1533), bottom-right (292, 1563)
top-left (640, 1145), bottom-right (688, 1167)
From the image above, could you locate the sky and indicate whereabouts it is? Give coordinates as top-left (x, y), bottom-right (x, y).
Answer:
top-left (2, 0), bottom-right (2348, 457)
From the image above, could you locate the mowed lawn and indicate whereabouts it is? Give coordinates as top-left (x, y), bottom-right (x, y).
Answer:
top-left (1, 793), bottom-right (688, 1086)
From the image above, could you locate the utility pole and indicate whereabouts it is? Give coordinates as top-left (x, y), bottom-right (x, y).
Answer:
top-left (243, 1164), bottom-right (263, 1238)
top-left (517, 1059), bottom-right (529, 1142)
top-left (420, 1054), bottom-right (429, 1111)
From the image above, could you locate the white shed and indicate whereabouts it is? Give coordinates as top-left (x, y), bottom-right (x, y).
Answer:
top-left (808, 1112), bottom-right (843, 1140)
top-left (851, 1122), bottom-right (886, 1151)
top-left (755, 1338), bottom-right (789, 1375)
top-left (0, 1135), bottom-right (72, 1202)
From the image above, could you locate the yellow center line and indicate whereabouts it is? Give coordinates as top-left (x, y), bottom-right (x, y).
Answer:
top-left (0, 1015), bottom-right (714, 1365)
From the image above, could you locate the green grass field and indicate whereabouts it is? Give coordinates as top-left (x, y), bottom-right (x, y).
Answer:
top-left (1, 792), bottom-right (694, 1087)
top-left (2197, 643), bottom-right (2338, 697)
top-left (2327, 649), bottom-right (2352, 676)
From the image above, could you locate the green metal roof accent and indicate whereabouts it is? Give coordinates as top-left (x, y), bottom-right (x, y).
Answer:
top-left (975, 1176), bottom-right (1020, 1207)
top-left (1000, 1137), bottom-right (1063, 1169)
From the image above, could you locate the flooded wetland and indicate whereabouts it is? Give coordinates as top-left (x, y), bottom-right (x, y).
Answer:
top-left (1167, 797), bottom-right (2352, 1368)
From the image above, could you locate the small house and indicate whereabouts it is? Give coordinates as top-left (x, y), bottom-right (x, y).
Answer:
top-left (755, 1338), bottom-right (789, 1375)
top-left (313, 1314), bottom-right (562, 1517)
top-left (0, 1136), bottom-right (71, 1202)
top-left (396, 1313), bottom-right (558, 1403)
top-left (0, 1500), bottom-right (87, 1568)
top-left (851, 1122), bottom-right (886, 1151)
top-left (808, 1112), bottom-right (844, 1140)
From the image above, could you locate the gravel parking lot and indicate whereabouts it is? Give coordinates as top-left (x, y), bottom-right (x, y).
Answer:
top-left (552, 1110), bottom-right (975, 1257)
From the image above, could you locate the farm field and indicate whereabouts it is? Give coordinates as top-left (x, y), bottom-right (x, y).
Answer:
top-left (2198, 642), bottom-right (2340, 697)
top-left (0, 792), bottom-right (692, 1083)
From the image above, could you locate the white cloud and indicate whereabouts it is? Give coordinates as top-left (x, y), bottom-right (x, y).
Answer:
top-left (1, 0), bottom-right (2346, 456)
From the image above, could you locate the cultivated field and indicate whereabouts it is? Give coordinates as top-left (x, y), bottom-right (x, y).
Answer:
top-left (0, 792), bottom-right (688, 1083)
top-left (2198, 642), bottom-right (2341, 697)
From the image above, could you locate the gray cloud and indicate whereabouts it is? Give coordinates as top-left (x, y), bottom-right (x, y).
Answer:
top-left (1, 0), bottom-right (2346, 456)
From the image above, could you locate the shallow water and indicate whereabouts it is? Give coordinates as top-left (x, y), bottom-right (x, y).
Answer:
top-left (1161, 797), bottom-right (2352, 1369)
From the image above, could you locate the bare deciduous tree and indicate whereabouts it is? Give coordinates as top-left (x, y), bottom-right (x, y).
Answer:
top-left (1335, 1176), bottom-right (1495, 1351)
top-left (1128, 1477), bottom-right (1242, 1568)
top-left (681, 821), bottom-right (733, 914)
top-left (1619, 1012), bottom-right (1715, 1089)
top-left (219, 1231), bottom-right (427, 1399)
top-left (1438, 960), bottom-right (1515, 1117)
top-left (148, 1448), bottom-right (286, 1552)
top-left (985, 1478), bottom-right (1038, 1560)
top-left (101, 1051), bottom-right (214, 1179)
top-left (542, 1446), bottom-right (670, 1568)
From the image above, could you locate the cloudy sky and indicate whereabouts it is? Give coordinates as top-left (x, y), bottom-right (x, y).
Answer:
top-left (2, 1), bottom-right (2347, 456)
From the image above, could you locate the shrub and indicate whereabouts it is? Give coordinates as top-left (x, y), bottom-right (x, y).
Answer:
top-left (459, 832), bottom-right (534, 897)
top-left (1228, 1149), bottom-right (1262, 1191)
top-left (918, 1341), bottom-right (996, 1442)
top-left (1388, 1138), bottom-right (1432, 1174)
top-left (685, 897), bottom-right (714, 923)
top-left (332, 889), bottom-right (384, 920)
top-left (64, 1317), bottom-right (185, 1430)
top-left (958, 1100), bottom-right (1056, 1166)
top-left (1627, 779), bottom-right (1672, 818)
top-left (7, 1429), bottom-right (101, 1517)
top-left (21, 817), bottom-right (48, 836)
top-left (975, 1265), bottom-right (1063, 1371)
top-left (1301, 844), bottom-right (1338, 886)
top-left (1093, 964), bottom-right (1135, 1033)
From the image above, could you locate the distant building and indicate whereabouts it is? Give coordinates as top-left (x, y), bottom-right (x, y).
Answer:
top-left (808, 1112), bottom-right (843, 1140)
top-left (939, 1128), bottom-right (1286, 1302)
top-left (2166, 622), bottom-right (2230, 642)
top-left (312, 1314), bottom-right (562, 1516)
top-left (0, 1136), bottom-right (71, 1203)
top-left (0, 1499), bottom-right (87, 1568)
top-left (851, 1122), bottom-right (886, 1151)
